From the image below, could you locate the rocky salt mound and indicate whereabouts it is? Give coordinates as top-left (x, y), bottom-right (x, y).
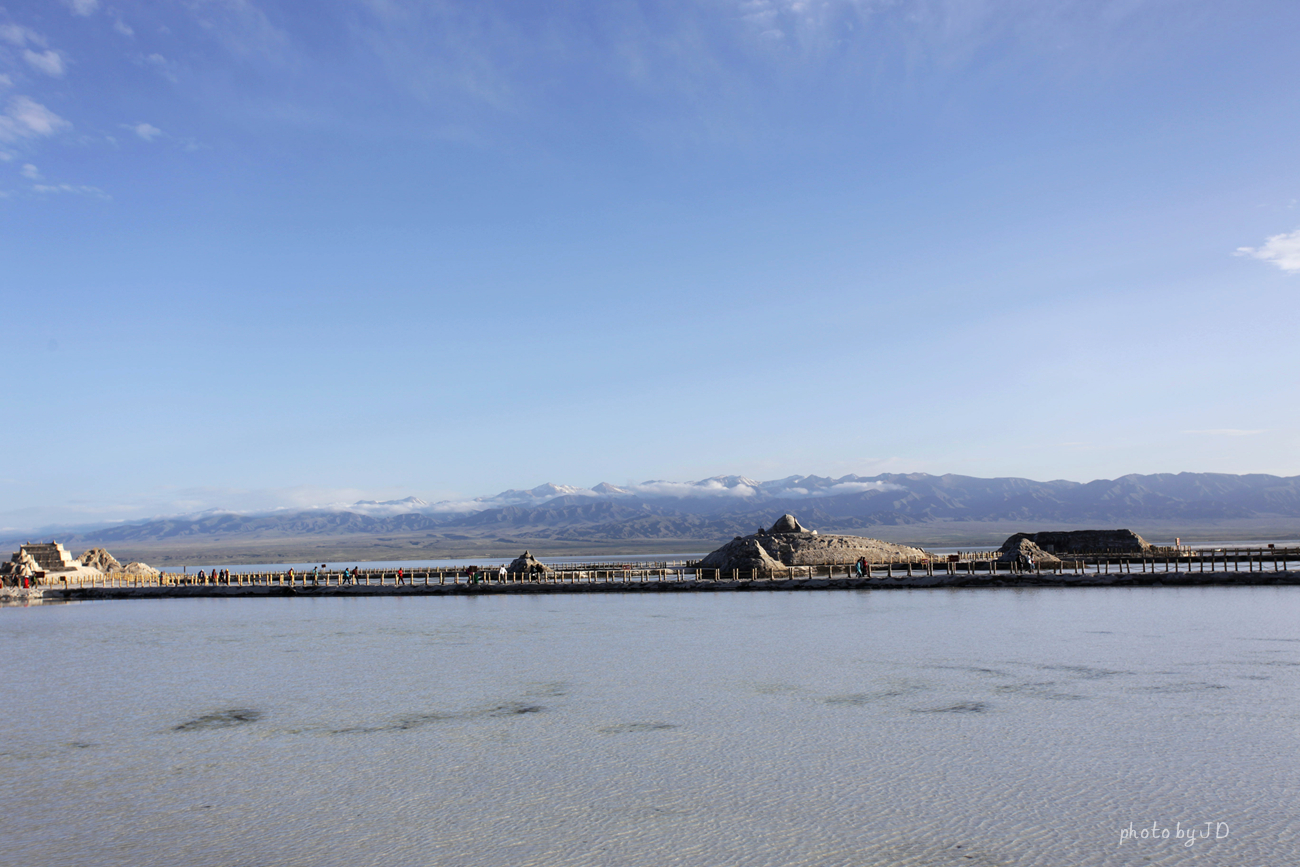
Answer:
top-left (996, 537), bottom-right (1062, 566)
top-left (80, 548), bottom-right (122, 572)
top-left (697, 515), bottom-right (929, 574)
top-left (0, 550), bottom-right (44, 584)
top-left (1000, 530), bottom-right (1150, 555)
top-left (506, 551), bottom-right (552, 575)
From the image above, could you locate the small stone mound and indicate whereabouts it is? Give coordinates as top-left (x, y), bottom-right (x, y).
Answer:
top-left (0, 551), bottom-right (44, 584)
top-left (506, 551), bottom-right (551, 575)
top-left (768, 514), bottom-right (809, 534)
top-left (996, 537), bottom-right (1062, 566)
top-left (80, 548), bottom-right (121, 572)
top-left (121, 561), bottom-right (159, 576)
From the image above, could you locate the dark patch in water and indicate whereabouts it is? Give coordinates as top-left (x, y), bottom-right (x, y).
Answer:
top-left (174, 709), bottom-right (263, 732)
top-left (330, 702), bottom-right (542, 735)
top-left (862, 840), bottom-right (1007, 866)
top-left (486, 702), bottom-right (543, 717)
top-left (824, 689), bottom-right (908, 706)
top-left (392, 712), bottom-right (455, 730)
top-left (597, 722), bottom-right (678, 734)
top-left (68, 741), bottom-right (95, 749)
top-left (1038, 664), bottom-right (1128, 680)
top-left (927, 664), bottom-right (1006, 677)
top-left (994, 682), bottom-right (1086, 701)
top-left (1140, 681), bottom-right (1228, 694)
top-left (914, 701), bottom-right (989, 714)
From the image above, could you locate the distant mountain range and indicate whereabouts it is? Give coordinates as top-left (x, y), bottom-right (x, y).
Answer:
top-left (9, 473), bottom-right (1300, 563)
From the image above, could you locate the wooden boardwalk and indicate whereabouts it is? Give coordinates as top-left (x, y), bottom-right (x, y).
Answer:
top-left (16, 546), bottom-right (1300, 601)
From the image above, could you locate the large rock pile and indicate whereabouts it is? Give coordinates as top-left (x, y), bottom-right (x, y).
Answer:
top-left (80, 548), bottom-right (122, 572)
top-left (2, 543), bottom-right (155, 586)
top-left (506, 551), bottom-right (552, 575)
top-left (697, 515), bottom-right (929, 575)
top-left (999, 530), bottom-right (1150, 556)
top-left (996, 537), bottom-right (1062, 567)
top-left (0, 550), bottom-right (44, 585)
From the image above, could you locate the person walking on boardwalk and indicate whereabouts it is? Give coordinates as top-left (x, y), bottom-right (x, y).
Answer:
top-left (397, 567), bottom-right (404, 585)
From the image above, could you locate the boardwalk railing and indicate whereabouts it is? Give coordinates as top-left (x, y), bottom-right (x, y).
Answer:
top-left (15, 546), bottom-right (1298, 591)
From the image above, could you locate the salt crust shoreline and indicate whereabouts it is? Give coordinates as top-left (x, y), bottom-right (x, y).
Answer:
top-left (3, 571), bottom-right (1297, 604)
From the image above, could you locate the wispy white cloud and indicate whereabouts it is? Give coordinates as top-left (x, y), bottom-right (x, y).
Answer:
top-left (0, 24), bottom-right (46, 48)
top-left (188, 0), bottom-right (290, 59)
top-left (134, 53), bottom-right (179, 82)
top-left (66, 0), bottom-right (101, 15)
top-left (0, 74), bottom-right (12, 89)
top-left (19, 162), bottom-right (39, 179)
top-left (128, 121), bottom-right (162, 140)
top-left (1236, 228), bottom-right (1300, 273)
top-left (1183, 429), bottom-right (1265, 436)
top-left (628, 479), bottom-right (761, 498)
top-left (0, 96), bottom-right (71, 143)
top-left (113, 17), bottom-right (134, 37)
top-left (797, 480), bottom-right (902, 496)
top-left (23, 49), bottom-right (66, 77)
top-left (32, 182), bottom-right (109, 198)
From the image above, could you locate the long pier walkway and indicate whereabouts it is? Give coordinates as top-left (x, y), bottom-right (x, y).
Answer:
top-left (11, 547), bottom-right (1300, 601)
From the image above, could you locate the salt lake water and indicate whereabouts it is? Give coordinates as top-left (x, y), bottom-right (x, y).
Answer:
top-left (2, 587), bottom-right (1297, 867)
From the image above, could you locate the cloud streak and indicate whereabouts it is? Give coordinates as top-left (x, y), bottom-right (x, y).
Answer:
top-left (0, 96), bottom-right (70, 142)
top-left (0, 24), bottom-right (46, 48)
top-left (1236, 228), bottom-right (1300, 273)
top-left (32, 182), bottom-right (109, 198)
top-left (129, 122), bottom-right (162, 140)
top-left (23, 49), bottom-right (66, 77)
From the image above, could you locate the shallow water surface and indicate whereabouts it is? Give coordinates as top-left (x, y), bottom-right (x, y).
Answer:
top-left (2, 588), bottom-right (1296, 866)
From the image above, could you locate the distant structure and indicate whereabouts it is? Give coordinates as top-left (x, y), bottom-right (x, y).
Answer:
top-left (18, 542), bottom-right (80, 573)
top-left (999, 530), bottom-right (1152, 556)
top-left (996, 537), bottom-right (1062, 567)
top-left (697, 514), bottom-right (928, 574)
top-left (1, 549), bottom-right (44, 583)
top-left (1, 541), bottom-right (152, 586)
top-left (80, 548), bottom-right (122, 573)
top-left (506, 551), bottom-right (552, 576)
top-left (2, 542), bottom-right (82, 584)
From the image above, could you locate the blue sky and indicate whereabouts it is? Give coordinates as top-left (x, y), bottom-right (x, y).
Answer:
top-left (2, 0), bottom-right (1299, 529)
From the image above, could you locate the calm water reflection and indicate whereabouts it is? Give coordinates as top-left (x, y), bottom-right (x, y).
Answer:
top-left (2, 588), bottom-right (1296, 866)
